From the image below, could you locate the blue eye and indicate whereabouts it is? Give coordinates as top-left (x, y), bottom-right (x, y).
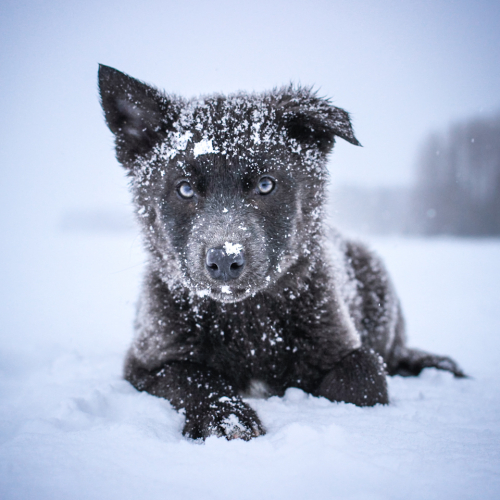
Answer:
top-left (178, 181), bottom-right (194, 199)
top-left (258, 177), bottom-right (275, 194)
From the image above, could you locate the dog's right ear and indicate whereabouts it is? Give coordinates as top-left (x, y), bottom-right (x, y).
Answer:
top-left (98, 64), bottom-right (175, 166)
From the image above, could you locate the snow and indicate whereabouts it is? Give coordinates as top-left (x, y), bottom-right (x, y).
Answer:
top-left (1, 233), bottom-right (500, 499)
top-left (193, 138), bottom-right (215, 158)
top-left (223, 242), bottom-right (243, 256)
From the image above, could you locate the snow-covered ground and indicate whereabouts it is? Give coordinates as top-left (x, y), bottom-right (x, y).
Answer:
top-left (1, 230), bottom-right (499, 500)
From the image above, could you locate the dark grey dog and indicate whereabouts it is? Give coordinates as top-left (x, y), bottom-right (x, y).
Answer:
top-left (98, 65), bottom-right (464, 440)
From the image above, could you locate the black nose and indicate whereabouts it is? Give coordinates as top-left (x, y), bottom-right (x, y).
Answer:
top-left (205, 247), bottom-right (245, 281)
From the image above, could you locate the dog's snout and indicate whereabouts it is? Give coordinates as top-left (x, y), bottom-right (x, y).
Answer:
top-left (205, 247), bottom-right (245, 281)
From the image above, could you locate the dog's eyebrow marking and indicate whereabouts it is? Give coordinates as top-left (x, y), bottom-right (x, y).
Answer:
top-left (172, 160), bottom-right (201, 179)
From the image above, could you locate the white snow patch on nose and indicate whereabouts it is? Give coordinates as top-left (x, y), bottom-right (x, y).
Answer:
top-left (223, 242), bottom-right (243, 256)
top-left (221, 286), bottom-right (232, 294)
top-left (193, 138), bottom-right (215, 157)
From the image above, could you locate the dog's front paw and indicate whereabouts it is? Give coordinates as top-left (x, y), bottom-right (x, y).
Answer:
top-left (315, 346), bottom-right (389, 406)
top-left (183, 397), bottom-right (265, 441)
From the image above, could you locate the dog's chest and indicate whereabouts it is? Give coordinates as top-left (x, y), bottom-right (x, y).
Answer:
top-left (198, 298), bottom-right (297, 382)
top-left (209, 301), bottom-right (289, 349)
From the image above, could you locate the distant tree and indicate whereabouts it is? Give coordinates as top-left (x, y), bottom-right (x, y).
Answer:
top-left (412, 112), bottom-right (500, 236)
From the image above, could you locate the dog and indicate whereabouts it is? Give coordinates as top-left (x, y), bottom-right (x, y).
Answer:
top-left (98, 64), bottom-right (465, 440)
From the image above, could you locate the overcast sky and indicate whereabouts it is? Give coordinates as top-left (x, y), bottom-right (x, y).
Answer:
top-left (0, 0), bottom-right (499, 233)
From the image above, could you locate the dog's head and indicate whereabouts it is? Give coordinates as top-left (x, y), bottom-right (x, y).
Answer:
top-left (98, 65), bottom-right (360, 302)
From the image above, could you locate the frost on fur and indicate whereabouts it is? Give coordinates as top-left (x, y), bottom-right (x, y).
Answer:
top-left (99, 65), bottom-right (465, 442)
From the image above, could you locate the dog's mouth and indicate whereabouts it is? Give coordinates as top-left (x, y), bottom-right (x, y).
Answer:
top-left (192, 281), bottom-right (259, 303)
top-left (187, 269), bottom-right (272, 303)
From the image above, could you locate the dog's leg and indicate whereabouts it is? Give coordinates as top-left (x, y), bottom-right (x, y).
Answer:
top-left (125, 357), bottom-right (265, 440)
top-left (313, 346), bottom-right (389, 406)
top-left (387, 346), bottom-right (466, 378)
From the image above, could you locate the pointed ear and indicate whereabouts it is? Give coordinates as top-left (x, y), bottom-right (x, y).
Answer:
top-left (279, 90), bottom-right (361, 153)
top-left (98, 64), bottom-right (175, 165)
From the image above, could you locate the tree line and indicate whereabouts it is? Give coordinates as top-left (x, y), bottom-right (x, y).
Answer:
top-left (412, 112), bottom-right (500, 236)
top-left (329, 111), bottom-right (500, 237)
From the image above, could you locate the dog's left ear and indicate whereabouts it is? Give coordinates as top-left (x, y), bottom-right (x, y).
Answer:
top-left (98, 64), bottom-right (176, 166)
top-left (279, 91), bottom-right (361, 153)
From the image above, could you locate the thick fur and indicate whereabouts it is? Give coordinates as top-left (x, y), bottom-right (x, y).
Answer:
top-left (98, 65), bottom-right (465, 441)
